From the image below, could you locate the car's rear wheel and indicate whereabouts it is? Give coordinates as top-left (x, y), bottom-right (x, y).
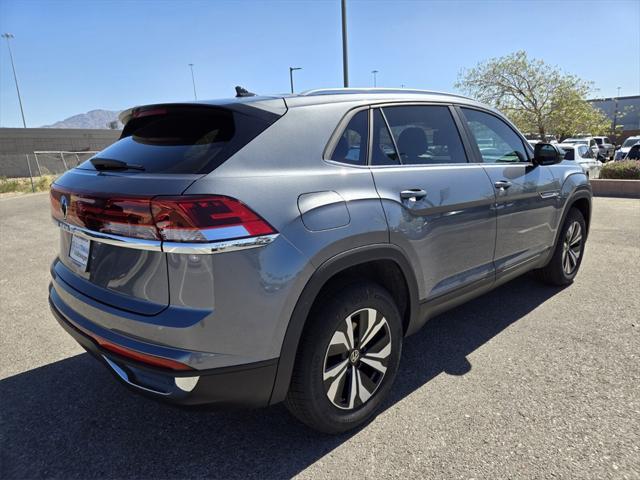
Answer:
top-left (535, 207), bottom-right (586, 286)
top-left (285, 282), bottom-right (403, 434)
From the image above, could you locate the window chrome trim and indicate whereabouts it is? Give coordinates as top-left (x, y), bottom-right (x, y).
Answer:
top-left (53, 219), bottom-right (279, 255)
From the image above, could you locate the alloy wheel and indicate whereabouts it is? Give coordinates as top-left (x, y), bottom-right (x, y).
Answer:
top-left (562, 221), bottom-right (582, 275)
top-left (322, 308), bottom-right (392, 410)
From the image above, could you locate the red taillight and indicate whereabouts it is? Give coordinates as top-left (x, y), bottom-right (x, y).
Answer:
top-left (51, 185), bottom-right (275, 244)
top-left (51, 186), bottom-right (157, 240)
top-left (151, 196), bottom-right (276, 242)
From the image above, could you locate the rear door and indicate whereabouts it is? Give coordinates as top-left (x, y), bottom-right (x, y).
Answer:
top-left (458, 107), bottom-right (559, 274)
top-left (369, 104), bottom-right (497, 301)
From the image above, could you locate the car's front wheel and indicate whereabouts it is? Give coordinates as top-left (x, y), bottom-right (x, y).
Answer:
top-left (285, 281), bottom-right (403, 434)
top-left (535, 207), bottom-right (586, 286)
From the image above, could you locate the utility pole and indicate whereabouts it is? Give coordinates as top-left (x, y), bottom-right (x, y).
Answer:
top-left (289, 67), bottom-right (302, 94)
top-left (341, 0), bottom-right (349, 87)
top-left (188, 63), bottom-right (197, 100)
top-left (2, 33), bottom-right (27, 127)
top-left (371, 70), bottom-right (378, 87)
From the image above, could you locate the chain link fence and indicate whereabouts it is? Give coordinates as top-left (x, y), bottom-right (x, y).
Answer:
top-left (0, 151), bottom-right (97, 193)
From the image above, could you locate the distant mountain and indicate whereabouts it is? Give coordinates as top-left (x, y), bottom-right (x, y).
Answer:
top-left (43, 109), bottom-right (123, 129)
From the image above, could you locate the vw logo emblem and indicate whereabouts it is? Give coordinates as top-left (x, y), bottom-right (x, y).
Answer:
top-left (349, 349), bottom-right (360, 364)
top-left (60, 196), bottom-right (69, 220)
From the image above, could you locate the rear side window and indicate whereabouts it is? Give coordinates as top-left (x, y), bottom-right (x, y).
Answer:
top-left (578, 145), bottom-right (590, 157)
top-left (79, 106), bottom-right (280, 174)
top-left (330, 110), bottom-right (368, 166)
top-left (462, 108), bottom-right (528, 163)
top-left (381, 105), bottom-right (468, 165)
top-left (594, 138), bottom-right (603, 145)
top-left (562, 147), bottom-right (575, 160)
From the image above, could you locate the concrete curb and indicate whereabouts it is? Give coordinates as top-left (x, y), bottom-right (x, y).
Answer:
top-left (590, 179), bottom-right (640, 198)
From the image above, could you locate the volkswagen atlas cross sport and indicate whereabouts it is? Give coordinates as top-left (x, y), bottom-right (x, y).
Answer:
top-left (49, 88), bottom-right (591, 433)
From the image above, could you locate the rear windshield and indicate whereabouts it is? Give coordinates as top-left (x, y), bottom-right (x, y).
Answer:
top-left (79, 105), bottom-right (280, 174)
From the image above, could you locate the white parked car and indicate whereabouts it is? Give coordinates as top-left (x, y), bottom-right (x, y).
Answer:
top-left (614, 136), bottom-right (640, 161)
top-left (592, 136), bottom-right (615, 160)
top-left (558, 143), bottom-right (602, 178)
top-left (562, 137), bottom-right (601, 159)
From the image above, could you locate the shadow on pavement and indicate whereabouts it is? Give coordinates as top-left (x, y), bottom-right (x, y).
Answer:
top-left (1, 275), bottom-right (563, 479)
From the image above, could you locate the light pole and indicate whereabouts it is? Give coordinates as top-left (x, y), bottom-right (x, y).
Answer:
top-left (289, 67), bottom-right (302, 94)
top-left (371, 70), bottom-right (379, 87)
top-left (2, 33), bottom-right (27, 128)
top-left (341, 0), bottom-right (349, 87)
top-left (612, 86), bottom-right (622, 142)
top-left (188, 63), bottom-right (197, 100)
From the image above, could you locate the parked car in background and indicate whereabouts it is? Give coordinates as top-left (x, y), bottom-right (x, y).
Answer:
top-left (558, 143), bottom-right (602, 178)
top-left (625, 143), bottom-right (640, 160)
top-left (614, 136), bottom-right (640, 160)
top-left (562, 137), bottom-right (601, 159)
top-left (592, 136), bottom-right (615, 161)
top-left (525, 135), bottom-right (557, 146)
top-left (48, 89), bottom-right (592, 433)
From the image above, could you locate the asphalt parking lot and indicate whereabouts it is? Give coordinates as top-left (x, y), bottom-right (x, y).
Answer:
top-left (1, 193), bottom-right (639, 479)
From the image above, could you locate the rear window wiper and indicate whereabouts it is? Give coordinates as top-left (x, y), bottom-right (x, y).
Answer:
top-left (90, 158), bottom-right (145, 171)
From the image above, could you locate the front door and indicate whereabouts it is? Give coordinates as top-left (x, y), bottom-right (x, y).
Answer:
top-left (369, 105), bottom-right (497, 301)
top-left (458, 107), bottom-right (560, 274)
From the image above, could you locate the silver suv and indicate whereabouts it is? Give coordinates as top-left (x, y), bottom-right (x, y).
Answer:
top-left (49, 89), bottom-right (591, 433)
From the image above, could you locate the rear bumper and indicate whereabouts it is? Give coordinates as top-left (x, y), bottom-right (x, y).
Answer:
top-left (49, 290), bottom-right (277, 407)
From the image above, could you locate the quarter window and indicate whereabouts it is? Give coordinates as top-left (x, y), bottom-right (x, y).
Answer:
top-left (330, 110), bottom-right (368, 166)
top-left (461, 108), bottom-right (528, 163)
top-left (380, 106), bottom-right (468, 165)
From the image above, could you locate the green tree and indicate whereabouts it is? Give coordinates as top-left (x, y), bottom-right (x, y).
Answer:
top-left (455, 51), bottom-right (610, 139)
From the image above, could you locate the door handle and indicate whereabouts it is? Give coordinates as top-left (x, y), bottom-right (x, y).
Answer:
top-left (494, 180), bottom-right (512, 190)
top-left (400, 189), bottom-right (427, 201)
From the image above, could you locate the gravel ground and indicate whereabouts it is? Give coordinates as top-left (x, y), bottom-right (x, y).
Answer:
top-left (1, 193), bottom-right (639, 479)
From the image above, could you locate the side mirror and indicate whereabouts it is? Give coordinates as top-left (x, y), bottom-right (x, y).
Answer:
top-left (534, 143), bottom-right (563, 165)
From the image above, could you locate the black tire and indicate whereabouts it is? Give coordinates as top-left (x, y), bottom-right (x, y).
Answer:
top-left (535, 207), bottom-right (586, 286)
top-left (285, 281), bottom-right (403, 434)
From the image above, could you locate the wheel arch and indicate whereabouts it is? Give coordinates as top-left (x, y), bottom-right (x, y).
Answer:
top-left (541, 184), bottom-right (592, 268)
top-left (269, 244), bottom-right (419, 404)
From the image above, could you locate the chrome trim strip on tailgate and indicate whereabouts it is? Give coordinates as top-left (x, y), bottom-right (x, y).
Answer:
top-left (53, 219), bottom-right (279, 255)
top-left (55, 219), bottom-right (162, 252)
top-left (162, 235), bottom-right (279, 254)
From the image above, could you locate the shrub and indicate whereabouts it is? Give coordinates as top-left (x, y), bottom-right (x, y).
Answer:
top-left (0, 174), bottom-right (57, 194)
top-left (600, 160), bottom-right (640, 180)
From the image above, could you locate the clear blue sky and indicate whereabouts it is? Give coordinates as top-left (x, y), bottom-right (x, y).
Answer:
top-left (1, 0), bottom-right (639, 127)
